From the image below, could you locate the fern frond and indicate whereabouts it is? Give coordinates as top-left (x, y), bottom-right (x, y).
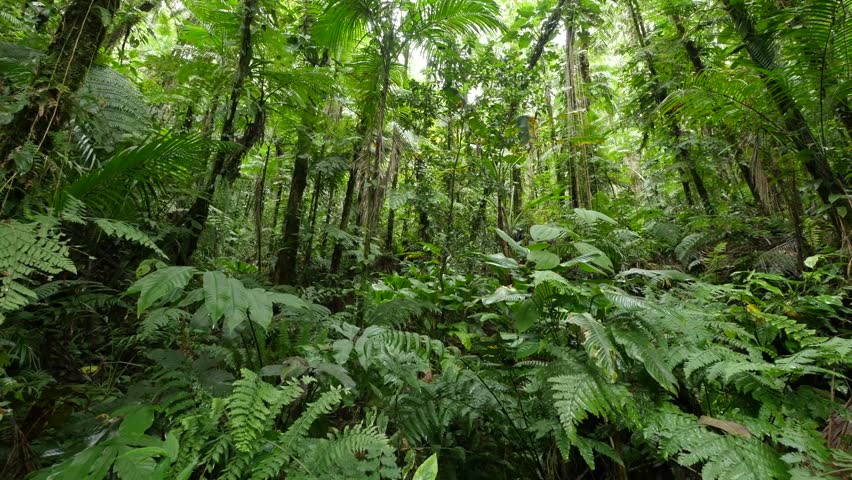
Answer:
top-left (310, 424), bottom-right (400, 479)
top-left (93, 218), bottom-right (166, 257)
top-left (279, 385), bottom-right (345, 450)
top-left (0, 219), bottom-right (76, 322)
top-left (125, 266), bottom-right (196, 315)
top-left (562, 312), bottom-right (621, 379)
top-left (548, 362), bottom-right (638, 441)
top-left (226, 369), bottom-right (303, 453)
top-left (644, 404), bottom-right (789, 480)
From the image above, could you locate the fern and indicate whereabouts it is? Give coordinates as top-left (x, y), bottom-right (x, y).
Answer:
top-left (76, 66), bottom-right (150, 149)
top-left (125, 266), bottom-right (197, 315)
top-left (355, 325), bottom-right (448, 370)
top-left (562, 312), bottom-right (621, 380)
top-left (311, 424), bottom-right (400, 479)
top-left (227, 369), bottom-right (303, 452)
top-left (280, 385), bottom-right (345, 449)
top-left (548, 360), bottom-right (639, 442)
top-left (0, 219), bottom-right (76, 322)
top-left (644, 404), bottom-right (790, 480)
top-left (93, 218), bottom-right (166, 257)
top-left (136, 307), bottom-right (192, 341)
top-left (56, 133), bottom-right (214, 217)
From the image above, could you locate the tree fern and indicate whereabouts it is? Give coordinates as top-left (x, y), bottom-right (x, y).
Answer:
top-left (56, 133), bottom-right (214, 217)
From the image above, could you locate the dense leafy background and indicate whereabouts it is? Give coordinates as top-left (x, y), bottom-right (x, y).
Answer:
top-left (1, 0), bottom-right (851, 478)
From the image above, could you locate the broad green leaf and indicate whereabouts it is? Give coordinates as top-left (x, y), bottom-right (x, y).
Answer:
top-left (532, 270), bottom-right (572, 288)
top-left (573, 242), bottom-right (613, 273)
top-left (573, 208), bottom-right (617, 226)
top-left (412, 453), bottom-right (439, 480)
top-left (203, 271), bottom-right (230, 323)
top-left (118, 405), bottom-right (156, 436)
top-left (113, 447), bottom-right (160, 480)
top-left (481, 286), bottom-right (527, 305)
top-left (530, 224), bottom-right (566, 242)
top-left (514, 298), bottom-right (539, 332)
top-left (246, 288), bottom-right (273, 330)
top-left (495, 227), bottom-right (528, 255)
top-left (333, 338), bottom-right (353, 364)
top-left (126, 266), bottom-right (195, 315)
top-left (203, 271), bottom-right (250, 335)
top-left (163, 432), bottom-right (179, 459)
top-left (527, 249), bottom-right (560, 270)
top-left (483, 253), bottom-right (520, 269)
top-left (803, 255), bottom-right (820, 269)
top-left (269, 292), bottom-right (309, 310)
top-left (515, 339), bottom-right (541, 359)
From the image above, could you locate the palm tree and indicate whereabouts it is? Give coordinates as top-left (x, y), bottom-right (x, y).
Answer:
top-left (313, 0), bottom-right (503, 259)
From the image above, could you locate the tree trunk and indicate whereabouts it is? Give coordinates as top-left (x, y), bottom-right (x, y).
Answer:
top-left (626, 0), bottom-right (713, 214)
top-left (496, 188), bottom-right (510, 257)
top-left (721, 0), bottom-right (849, 235)
top-left (318, 179), bottom-right (337, 258)
top-left (254, 143), bottom-right (271, 269)
top-left (1, 0), bottom-right (120, 212)
top-left (302, 173), bottom-right (323, 272)
top-left (384, 168), bottom-right (399, 252)
top-left (330, 150), bottom-right (360, 274)
top-left (564, 21), bottom-right (581, 209)
top-left (176, 0), bottom-right (259, 263)
top-left (361, 66), bottom-right (392, 258)
top-left (413, 153), bottom-right (430, 242)
top-left (471, 184), bottom-right (490, 245)
top-left (273, 128), bottom-right (311, 285)
top-left (673, 124), bottom-right (714, 213)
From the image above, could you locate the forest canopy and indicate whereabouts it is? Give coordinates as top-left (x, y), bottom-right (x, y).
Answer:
top-left (1, 0), bottom-right (851, 477)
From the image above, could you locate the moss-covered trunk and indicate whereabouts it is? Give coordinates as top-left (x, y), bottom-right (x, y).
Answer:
top-left (1, 0), bottom-right (120, 211)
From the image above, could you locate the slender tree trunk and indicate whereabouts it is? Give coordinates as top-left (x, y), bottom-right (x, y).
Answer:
top-left (176, 0), bottom-right (259, 263)
top-left (302, 173), bottom-right (323, 272)
top-left (384, 168), bottom-right (399, 252)
top-left (319, 179), bottom-right (337, 258)
top-left (330, 150), bottom-right (360, 274)
top-left (269, 183), bottom-right (283, 230)
top-left (1, 0), bottom-right (120, 212)
top-left (254, 143), bottom-right (271, 269)
top-left (471, 184), bottom-right (490, 245)
top-left (673, 124), bottom-right (714, 213)
top-left (273, 128), bottom-right (311, 284)
top-left (511, 165), bottom-right (522, 219)
top-left (564, 21), bottom-right (581, 209)
top-left (737, 160), bottom-right (763, 211)
top-left (626, 0), bottom-right (712, 213)
top-left (182, 104), bottom-right (195, 132)
top-left (414, 153), bottom-right (430, 242)
top-left (496, 188), bottom-right (510, 257)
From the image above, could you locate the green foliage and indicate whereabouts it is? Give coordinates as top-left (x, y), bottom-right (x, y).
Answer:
top-left (4, 0), bottom-right (852, 478)
top-left (227, 369), bottom-right (303, 452)
top-left (93, 218), bottom-right (166, 258)
top-left (0, 219), bottom-right (76, 322)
